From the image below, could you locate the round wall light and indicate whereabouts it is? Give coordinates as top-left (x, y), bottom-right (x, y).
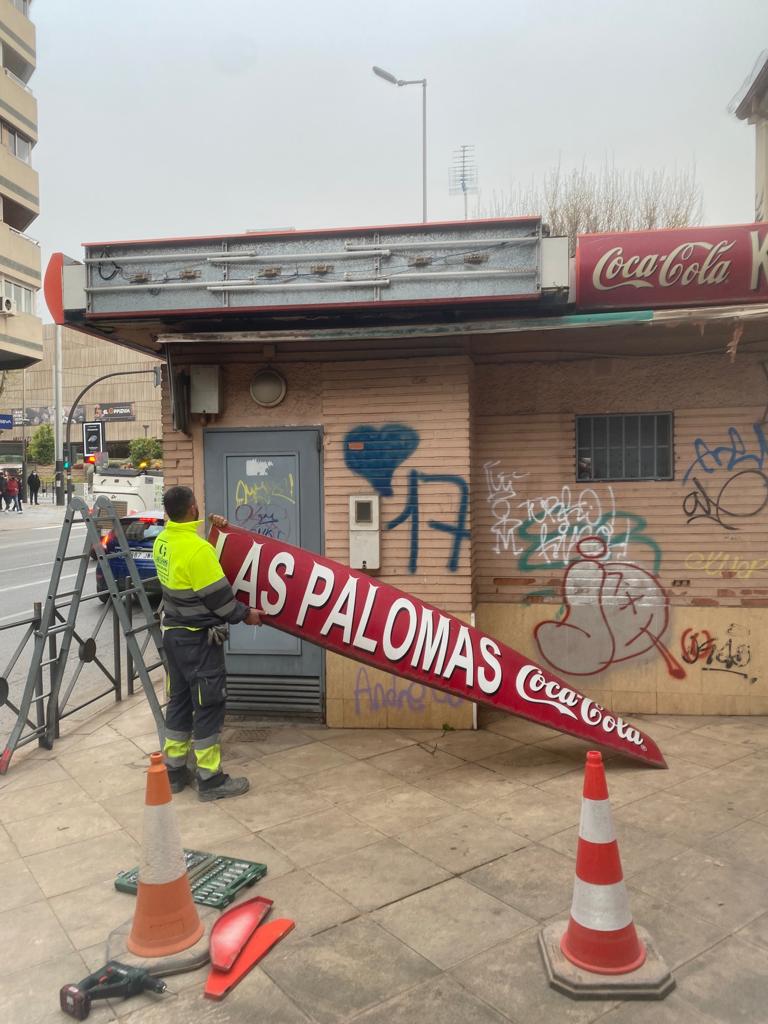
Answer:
top-left (250, 368), bottom-right (287, 408)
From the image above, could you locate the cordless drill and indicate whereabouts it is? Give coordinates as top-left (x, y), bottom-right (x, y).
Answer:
top-left (59, 961), bottom-right (167, 1020)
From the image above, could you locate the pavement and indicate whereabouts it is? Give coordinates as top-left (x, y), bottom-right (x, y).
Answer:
top-left (1, 693), bottom-right (767, 1024)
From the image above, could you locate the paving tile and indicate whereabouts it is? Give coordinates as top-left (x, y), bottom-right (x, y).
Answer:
top-left (107, 794), bottom-right (249, 848)
top-left (736, 912), bottom-right (768, 952)
top-left (655, 730), bottom-right (753, 768)
top-left (0, 776), bottom-right (93, 825)
top-left (349, 974), bottom-right (510, 1024)
top-left (484, 716), bottom-right (559, 743)
top-left (345, 783), bottom-right (456, 836)
top-left (233, 726), bottom-right (317, 755)
top-left (301, 759), bottom-right (404, 804)
top-left (320, 729), bottom-right (416, 759)
top-left (687, 720), bottom-right (768, 749)
top-left (630, 848), bottom-right (767, 931)
top-left (260, 806), bottom-right (384, 867)
top-left (535, 767), bottom-right (648, 808)
top-left (625, 889), bottom-right (735, 970)
top-left (50, 878), bottom-right (135, 950)
top-left (56, 736), bottom-right (147, 775)
top-left (397, 810), bottom-right (528, 873)
top-left (413, 760), bottom-right (527, 804)
top-left (199, 831), bottom-right (297, 879)
top-left (432, 729), bottom-right (520, 761)
top-left (0, 821), bottom-right (19, 863)
top-left (261, 917), bottom-right (439, 1024)
top-left (597, 993), bottom-right (719, 1023)
top-left (262, 741), bottom-right (358, 779)
top-left (373, 876), bottom-right (535, 969)
top-left (308, 838), bottom-right (451, 912)
top-left (220, 780), bottom-right (333, 832)
top-left (465, 843), bottom-right (575, 921)
top-left (3, 950), bottom-right (116, 1024)
top-left (7, 802), bottom-right (121, 855)
top-left (472, 784), bottom-right (581, 840)
top-left (118, 966), bottom-right (311, 1023)
top-left (696, 820), bottom-right (768, 878)
top-left (613, 790), bottom-right (747, 845)
top-left (26, 829), bottom-right (141, 898)
top-left (0, 855), bottom-right (43, 911)
top-left (540, 821), bottom-right (688, 880)
top-left (451, 928), bottom-right (617, 1024)
top-left (533, 734), bottom-right (619, 762)
top-left (675, 935), bottom-right (768, 1023)
top-left (366, 744), bottom-right (465, 782)
top-left (0, 899), bottom-right (73, 972)
top-left (247, 868), bottom-right (359, 941)
top-left (0, 759), bottom-right (69, 793)
top-left (68, 762), bottom-right (148, 802)
top-left (477, 744), bottom-right (578, 785)
top-left (665, 767), bottom-right (768, 819)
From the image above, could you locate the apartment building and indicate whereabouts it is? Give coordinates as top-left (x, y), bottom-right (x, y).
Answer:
top-left (0, 0), bottom-right (40, 369)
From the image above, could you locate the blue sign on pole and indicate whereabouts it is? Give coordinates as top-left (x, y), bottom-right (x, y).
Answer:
top-left (0, 413), bottom-right (12, 430)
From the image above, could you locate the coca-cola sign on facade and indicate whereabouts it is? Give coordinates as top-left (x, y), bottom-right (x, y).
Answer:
top-left (576, 223), bottom-right (768, 310)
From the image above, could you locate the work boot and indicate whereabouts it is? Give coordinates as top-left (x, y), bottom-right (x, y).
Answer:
top-left (198, 774), bottom-right (249, 802)
top-left (168, 766), bottom-right (195, 794)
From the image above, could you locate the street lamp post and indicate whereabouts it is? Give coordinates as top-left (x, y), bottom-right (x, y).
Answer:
top-left (373, 65), bottom-right (427, 223)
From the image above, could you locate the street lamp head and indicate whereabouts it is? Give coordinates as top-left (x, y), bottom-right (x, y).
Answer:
top-left (373, 65), bottom-right (399, 86)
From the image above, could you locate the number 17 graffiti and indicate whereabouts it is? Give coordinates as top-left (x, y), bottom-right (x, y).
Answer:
top-left (344, 424), bottom-right (469, 573)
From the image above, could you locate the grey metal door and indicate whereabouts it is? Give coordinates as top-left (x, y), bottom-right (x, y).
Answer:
top-left (203, 428), bottom-right (323, 715)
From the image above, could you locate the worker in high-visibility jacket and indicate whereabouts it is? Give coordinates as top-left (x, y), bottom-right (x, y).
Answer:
top-left (153, 485), bottom-right (261, 801)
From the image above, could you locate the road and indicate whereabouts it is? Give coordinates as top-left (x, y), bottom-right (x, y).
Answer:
top-left (0, 505), bottom-right (156, 761)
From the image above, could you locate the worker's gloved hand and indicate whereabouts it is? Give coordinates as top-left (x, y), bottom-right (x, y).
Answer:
top-left (245, 609), bottom-right (262, 627)
top-left (207, 625), bottom-right (229, 646)
top-left (209, 514), bottom-right (229, 530)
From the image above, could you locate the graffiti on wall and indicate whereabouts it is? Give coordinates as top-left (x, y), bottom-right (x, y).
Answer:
top-left (680, 624), bottom-right (757, 684)
top-left (484, 460), bottom-right (661, 571)
top-left (344, 424), bottom-right (469, 573)
top-left (685, 551), bottom-right (768, 580)
top-left (353, 666), bottom-right (465, 717)
top-left (682, 422), bottom-right (768, 531)
top-left (534, 537), bottom-right (685, 678)
top-left (234, 474), bottom-right (296, 540)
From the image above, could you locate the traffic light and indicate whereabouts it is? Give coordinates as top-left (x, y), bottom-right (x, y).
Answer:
top-left (63, 458), bottom-right (70, 470)
top-left (85, 454), bottom-right (97, 465)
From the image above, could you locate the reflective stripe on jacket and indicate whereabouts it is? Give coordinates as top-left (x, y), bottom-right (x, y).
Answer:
top-left (153, 519), bottom-right (249, 629)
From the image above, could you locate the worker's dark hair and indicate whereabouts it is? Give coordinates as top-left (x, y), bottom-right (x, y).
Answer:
top-left (163, 485), bottom-right (195, 522)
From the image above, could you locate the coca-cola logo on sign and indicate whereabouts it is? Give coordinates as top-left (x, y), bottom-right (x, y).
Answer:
top-left (592, 240), bottom-right (735, 292)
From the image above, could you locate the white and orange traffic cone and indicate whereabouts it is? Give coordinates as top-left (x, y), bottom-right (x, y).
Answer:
top-left (539, 750), bottom-right (674, 999)
top-left (126, 752), bottom-right (204, 957)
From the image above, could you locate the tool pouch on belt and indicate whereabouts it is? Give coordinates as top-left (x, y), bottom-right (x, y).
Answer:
top-left (195, 668), bottom-right (227, 707)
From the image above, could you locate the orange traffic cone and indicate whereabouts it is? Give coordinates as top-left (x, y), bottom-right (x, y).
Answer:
top-left (126, 752), bottom-right (204, 957)
top-left (560, 750), bottom-right (645, 974)
top-left (539, 749), bottom-right (674, 999)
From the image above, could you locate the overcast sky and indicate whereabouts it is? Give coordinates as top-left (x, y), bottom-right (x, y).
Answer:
top-left (31, 0), bottom-right (768, 271)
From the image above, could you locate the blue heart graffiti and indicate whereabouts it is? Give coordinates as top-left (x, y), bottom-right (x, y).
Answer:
top-left (343, 424), bottom-right (420, 497)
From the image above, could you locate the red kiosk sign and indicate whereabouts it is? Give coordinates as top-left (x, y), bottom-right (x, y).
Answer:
top-left (211, 524), bottom-right (666, 767)
top-left (576, 223), bottom-right (768, 310)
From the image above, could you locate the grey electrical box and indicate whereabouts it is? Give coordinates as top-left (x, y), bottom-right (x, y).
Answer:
top-left (190, 365), bottom-right (222, 414)
top-left (349, 495), bottom-right (380, 570)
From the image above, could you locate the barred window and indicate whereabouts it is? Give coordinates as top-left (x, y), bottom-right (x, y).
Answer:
top-left (576, 414), bottom-right (673, 481)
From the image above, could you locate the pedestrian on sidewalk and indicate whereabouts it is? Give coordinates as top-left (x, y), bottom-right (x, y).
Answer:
top-left (153, 485), bottom-right (262, 801)
top-left (0, 472), bottom-right (7, 512)
top-left (27, 468), bottom-right (40, 505)
top-left (6, 474), bottom-right (21, 513)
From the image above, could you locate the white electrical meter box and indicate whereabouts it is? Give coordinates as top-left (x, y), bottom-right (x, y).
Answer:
top-left (190, 365), bottom-right (222, 414)
top-left (349, 494), bottom-right (380, 570)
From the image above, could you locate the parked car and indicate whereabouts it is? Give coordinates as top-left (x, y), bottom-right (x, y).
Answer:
top-left (95, 511), bottom-right (164, 603)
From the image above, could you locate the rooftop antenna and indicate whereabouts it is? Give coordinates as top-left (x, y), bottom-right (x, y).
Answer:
top-left (449, 144), bottom-right (478, 220)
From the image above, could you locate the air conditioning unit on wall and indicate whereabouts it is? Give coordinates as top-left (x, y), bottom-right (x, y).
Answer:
top-left (1, 297), bottom-right (17, 315)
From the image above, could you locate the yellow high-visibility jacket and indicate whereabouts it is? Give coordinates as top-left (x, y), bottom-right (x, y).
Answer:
top-left (153, 519), bottom-right (248, 629)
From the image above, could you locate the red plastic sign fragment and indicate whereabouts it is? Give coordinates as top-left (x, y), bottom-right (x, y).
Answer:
top-left (204, 918), bottom-right (295, 1000)
top-left (210, 896), bottom-right (273, 971)
top-left (211, 525), bottom-right (666, 768)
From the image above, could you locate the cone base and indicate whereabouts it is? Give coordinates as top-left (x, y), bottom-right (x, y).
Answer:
top-left (108, 906), bottom-right (218, 979)
top-left (539, 922), bottom-right (675, 1001)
